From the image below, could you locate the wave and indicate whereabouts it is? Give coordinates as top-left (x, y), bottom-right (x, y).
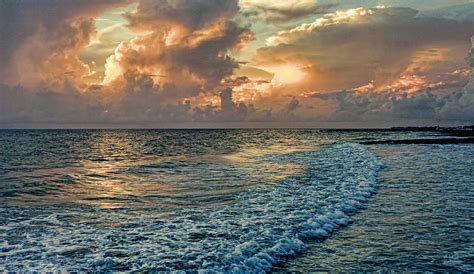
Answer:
top-left (0, 143), bottom-right (383, 272)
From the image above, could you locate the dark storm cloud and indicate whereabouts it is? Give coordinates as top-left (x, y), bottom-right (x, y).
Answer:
top-left (239, 0), bottom-right (337, 24)
top-left (125, 0), bottom-right (240, 31)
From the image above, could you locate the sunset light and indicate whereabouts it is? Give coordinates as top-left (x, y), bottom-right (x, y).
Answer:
top-left (0, 1), bottom-right (473, 272)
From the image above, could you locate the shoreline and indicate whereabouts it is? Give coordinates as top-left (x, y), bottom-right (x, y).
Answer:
top-left (362, 137), bottom-right (474, 145)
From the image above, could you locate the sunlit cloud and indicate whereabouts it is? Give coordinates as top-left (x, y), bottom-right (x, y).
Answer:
top-left (0, 1), bottom-right (473, 127)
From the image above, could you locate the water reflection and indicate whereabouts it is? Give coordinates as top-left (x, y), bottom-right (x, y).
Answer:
top-left (1, 130), bottom-right (311, 210)
top-left (1, 130), bottom-right (471, 271)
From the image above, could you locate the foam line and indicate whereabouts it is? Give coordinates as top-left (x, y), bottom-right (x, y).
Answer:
top-left (0, 143), bottom-right (383, 272)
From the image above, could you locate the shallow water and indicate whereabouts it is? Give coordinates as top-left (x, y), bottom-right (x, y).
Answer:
top-left (0, 129), bottom-right (472, 271)
top-left (276, 143), bottom-right (474, 272)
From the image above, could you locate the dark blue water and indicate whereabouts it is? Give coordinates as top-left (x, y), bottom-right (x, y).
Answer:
top-left (0, 130), bottom-right (472, 271)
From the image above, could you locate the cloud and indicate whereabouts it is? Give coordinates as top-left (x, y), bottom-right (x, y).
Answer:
top-left (253, 6), bottom-right (474, 92)
top-left (310, 36), bottom-right (474, 124)
top-left (0, 0), bottom-right (130, 89)
top-left (126, 0), bottom-right (240, 31)
top-left (239, 0), bottom-right (336, 24)
top-left (0, 0), bottom-right (262, 126)
top-left (103, 0), bottom-right (254, 98)
top-left (419, 3), bottom-right (474, 22)
top-left (0, 2), bottom-right (473, 127)
top-left (0, 83), bottom-right (271, 126)
top-left (215, 87), bottom-right (251, 121)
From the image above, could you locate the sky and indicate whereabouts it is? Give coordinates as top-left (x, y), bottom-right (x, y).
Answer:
top-left (0, 0), bottom-right (473, 128)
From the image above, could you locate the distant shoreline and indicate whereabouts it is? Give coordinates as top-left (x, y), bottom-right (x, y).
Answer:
top-left (362, 137), bottom-right (474, 145)
top-left (360, 125), bottom-right (474, 144)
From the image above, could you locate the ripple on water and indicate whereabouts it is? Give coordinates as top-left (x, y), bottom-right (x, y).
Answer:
top-left (276, 144), bottom-right (474, 272)
top-left (0, 143), bottom-right (382, 271)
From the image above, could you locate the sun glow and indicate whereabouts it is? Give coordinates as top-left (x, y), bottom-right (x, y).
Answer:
top-left (263, 65), bottom-right (305, 84)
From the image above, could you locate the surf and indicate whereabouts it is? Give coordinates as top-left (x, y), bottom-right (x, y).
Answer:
top-left (1, 143), bottom-right (383, 271)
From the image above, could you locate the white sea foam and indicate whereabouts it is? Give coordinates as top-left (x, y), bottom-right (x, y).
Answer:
top-left (0, 143), bottom-right (383, 272)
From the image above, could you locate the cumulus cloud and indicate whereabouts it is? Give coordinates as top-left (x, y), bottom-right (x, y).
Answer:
top-left (1, 2), bottom-right (473, 127)
top-left (0, 0), bottom-right (260, 126)
top-left (239, 0), bottom-right (336, 24)
top-left (254, 6), bottom-right (474, 92)
top-left (0, 0), bottom-right (129, 89)
top-left (103, 0), bottom-right (254, 98)
top-left (310, 36), bottom-right (474, 124)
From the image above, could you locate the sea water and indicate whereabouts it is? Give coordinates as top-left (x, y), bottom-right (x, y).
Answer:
top-left (0, 129), bottom-right (472, 271)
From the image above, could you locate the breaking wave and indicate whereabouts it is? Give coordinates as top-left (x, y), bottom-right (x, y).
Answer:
top-left (0, 143), bottom-right (383, 271)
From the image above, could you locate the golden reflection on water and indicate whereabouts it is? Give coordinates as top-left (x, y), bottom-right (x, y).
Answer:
top-left (7, 131), bottom-right (318, 210)
top-left (66, 156), bottom-right (188, 209)
top-left (73, 144), bottom-right (308, 209)
top-left (65, 131), bottom-right (166, 209)
top-left (222, 144), bottom-right (316, 182)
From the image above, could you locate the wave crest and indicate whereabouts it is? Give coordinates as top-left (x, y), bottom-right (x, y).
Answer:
top-left (1, 143), bottom-right (383, 272)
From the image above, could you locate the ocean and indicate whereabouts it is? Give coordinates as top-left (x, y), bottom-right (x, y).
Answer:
top-left (0, 129), bottom-right (472, 272)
